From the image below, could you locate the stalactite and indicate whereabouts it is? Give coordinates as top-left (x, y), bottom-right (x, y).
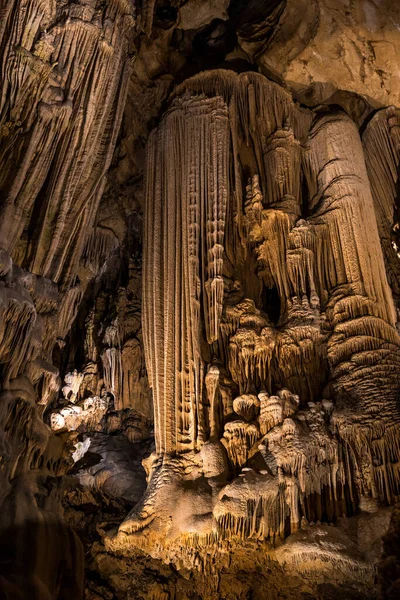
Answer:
top-left (233, 394), bottom-right (260, 422)
top-left (222, 420), bottom-right (260, 468)
top-left (263, 127), bottom-right (302, 216)
top-left (228, 326), bottom-right (276, 394)
top-left (57, 285), bottom-right (83, 341)
top-left (287, 219), bottom-right (318, 300)
top-left (0, 379), bottom-right (50, 497)
top-left (305, 111), bottom-right (400, 504)
top-left (205, 365), bottom-right (220, 440)
top-left (143, 94), bottom-right (230, 454)
top-left (255, 209), bottom-right (292, 305)
top-left (173, 71), bottom-right (313, 144)
top-left (26, 359), bottom-right (60, 407)
top-left (101, 347), bottom-right (122, 402)
top-left (0, 0), bottom-right (136, 288)
top-left (81, 226), bottom-right (119, 275)
top-left (274, 305), bottom-right (327, 402)
top-left (258, 389), bottom-right (299, 435)
top-left (303, 111), bottom-right (397, 325)
top-left (0, 291), bottom-right (37, 381)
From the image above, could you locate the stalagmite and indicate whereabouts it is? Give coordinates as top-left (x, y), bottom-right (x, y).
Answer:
top-left (50, 395), bottom-right (109, 433)
top-left (62, 370), bottom-right (84, 403)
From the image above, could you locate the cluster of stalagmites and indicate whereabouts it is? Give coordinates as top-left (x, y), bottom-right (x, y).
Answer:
top-left (50, 371), bottom-right (110, 434)
top-left (115, 70), bottom-right (400, 563)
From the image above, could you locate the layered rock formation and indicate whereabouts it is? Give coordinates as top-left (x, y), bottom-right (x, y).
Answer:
top-left (1, 1), bottom-right (400, 599)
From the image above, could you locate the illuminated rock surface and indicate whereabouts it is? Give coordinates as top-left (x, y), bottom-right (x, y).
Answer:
top-left (0, 1), bottom-right (400, 599)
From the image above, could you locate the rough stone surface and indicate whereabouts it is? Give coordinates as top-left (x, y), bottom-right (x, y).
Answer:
top-left (0, 1), bottom-right (400, 599)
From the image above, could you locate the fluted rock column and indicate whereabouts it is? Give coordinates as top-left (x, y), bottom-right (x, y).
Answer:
top-left (143, 94), bottom-right (230, 454)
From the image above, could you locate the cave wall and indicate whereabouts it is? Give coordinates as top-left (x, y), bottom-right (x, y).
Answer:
top-left (0, 1), bottom-right (144, 596)
top-left (0, 1), bottom-right (400, 599)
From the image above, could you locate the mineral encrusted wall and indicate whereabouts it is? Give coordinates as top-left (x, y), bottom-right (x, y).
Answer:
top-left (114, 69), bottom-right (400, 555)
top-left (0, 0), bottom-right (145, 596)
top-left (0, 0), bottom-right (137, 285)
top-left (0, 1), bottom-right (400, 599)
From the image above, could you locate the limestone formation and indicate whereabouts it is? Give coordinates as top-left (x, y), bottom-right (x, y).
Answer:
top-left (1, 1), bottom-right (400, 599)
top-left (114, 68), bottom-right (400, 593)
top-left (0, 0), bottom-right (135, 289)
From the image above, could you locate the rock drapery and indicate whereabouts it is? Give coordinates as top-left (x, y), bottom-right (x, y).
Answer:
top-left (114, 70), bottom-right (400, 557)
top-left (0, 0), bottom-right (135, 288)
top-left (0, 0), bottom-right (144, 596)
top-left (1, 1), bottom-right (400, 599)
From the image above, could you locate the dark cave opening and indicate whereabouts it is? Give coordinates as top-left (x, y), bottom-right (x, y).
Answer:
top-left (262, 284), bottom-right (281, 325)
top-left (392, 162), bottom-right (400, 250)
top-left (301, 171), bottom-right (310, 218)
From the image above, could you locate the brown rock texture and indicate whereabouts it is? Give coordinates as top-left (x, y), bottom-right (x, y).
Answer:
top-left (0, 1), bottom-right (400, 599)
